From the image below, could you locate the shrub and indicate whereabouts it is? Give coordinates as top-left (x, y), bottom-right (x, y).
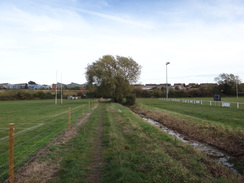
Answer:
top-left (125, 94), bottom-right (136, 106)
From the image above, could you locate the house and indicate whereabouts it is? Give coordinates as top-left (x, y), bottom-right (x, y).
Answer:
top-left (12, 83), bottom-right (27, 89)
top-left (42, 85), bottom-right (52, 89)
top-left (173, 83), bottom-right (186, 90)
top-left (133, 83), bottom-right (172, 90)
top-left (28, 84), bottom-right (43, 89)
top-left (0, 83), bottom-right (14, 89)
top-left (52, 83), bottom-right (65, 89)
top-left (187, 83), bottom-right (198, 89)
top-left (199, 83), bottom-right (217, 88)
top-left (133, 84), bottom-right (144, 89)
top-left (52, 82), bottom-right (86, 90)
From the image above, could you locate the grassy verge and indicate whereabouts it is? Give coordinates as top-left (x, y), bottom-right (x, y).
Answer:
top-left (49, 103), bottom-right (104, 183)
top-left (49, 102), bottom-right (242, 182)
top-left (133, 98), bottom-right (244, 174)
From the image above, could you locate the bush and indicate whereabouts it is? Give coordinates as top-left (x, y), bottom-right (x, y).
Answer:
top-left (125, 94), bottom-right (136, 106)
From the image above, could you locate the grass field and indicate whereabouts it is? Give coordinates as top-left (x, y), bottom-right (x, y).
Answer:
top-left (1, 99), bottom-right (243, 182)
top-left (133, 98), bottom-right (244, 174)
top-left (137, 98), bottom-right (244, 129)
top-left (43, 102), bottom-right (241, 182)
top-left (0, 99), bottom-right (94, 182)
top-left (180, 97), bottom-right (244, 103)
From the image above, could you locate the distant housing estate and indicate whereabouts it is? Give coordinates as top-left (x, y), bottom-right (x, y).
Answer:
top-left (0, 82), bottom-right (86, 90)
top-left (1, 82), bottom-right (219, 91)
top-left (52, 82), bottom-right (86, 90)
top-left (133, 83), bottom-right (218, 90)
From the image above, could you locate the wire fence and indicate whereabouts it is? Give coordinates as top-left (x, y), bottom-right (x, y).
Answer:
top-left (161, 98), bottom-right (244, 109)
top-left (0, 100), bottom-right (97, 183)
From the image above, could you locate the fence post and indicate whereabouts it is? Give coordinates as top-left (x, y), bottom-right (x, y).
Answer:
top-left (9, 123), bottom-right (14, 183)
top-left (68, 108), bottom-right (71, 130)
top-left (82, 104), bottom-right (84, 116)
top-left (237, 102), bottom-right (239, 109)
top-left (210, 101), bottom-right (212, 106)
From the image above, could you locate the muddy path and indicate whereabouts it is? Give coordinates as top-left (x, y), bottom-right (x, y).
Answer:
top-left (130, 105), bottom-right (244, 174)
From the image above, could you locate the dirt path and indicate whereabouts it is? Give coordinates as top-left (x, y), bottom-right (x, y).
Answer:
top-left (14, 105), bottom-right (98, 183)
top-left (88, 106), bottom-right (104, 183)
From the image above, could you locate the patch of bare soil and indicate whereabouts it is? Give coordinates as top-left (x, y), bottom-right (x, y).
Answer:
top-left (14, 105), bottom-right (98, 183)
top-left (130, 105), bottom-right (244, 160)
top-left (88, 106), bottom-right (104, 183)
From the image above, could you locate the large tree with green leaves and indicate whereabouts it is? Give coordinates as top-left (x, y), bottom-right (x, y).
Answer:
top-left (86, 55), bottom-right (141, 102)
top-left (214, 73), bottom-right (241, 96)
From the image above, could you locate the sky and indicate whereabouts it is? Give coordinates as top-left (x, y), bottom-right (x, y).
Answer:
top-left (0, 0), bottom-right (244, 85)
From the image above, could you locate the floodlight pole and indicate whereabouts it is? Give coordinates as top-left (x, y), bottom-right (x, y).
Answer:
top-left (236, 76), bottom-right (239, 99)
top-left (166, 62), bottom-right (170, 99)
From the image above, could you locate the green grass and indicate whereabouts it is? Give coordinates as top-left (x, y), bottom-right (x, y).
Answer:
top-left (50, 102), bottom-right (104, 183)
top-left (180, 97), bottom-right (244, 103)
top-left (138, 98), bottom-right (244, 129)
top-left (51, 102), bottom-right (240, 182)
top-left (135, 98), bottom-right (244, 174)
top-left (0, 99), bottom-right (94, 182)
top-left (1, 100), bottom-right (242, 182)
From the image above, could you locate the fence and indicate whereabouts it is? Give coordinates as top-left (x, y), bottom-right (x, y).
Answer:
top-left (161, 98), bottom-right (244, 109)
top-left (0, 100), bottom-right (97, 183)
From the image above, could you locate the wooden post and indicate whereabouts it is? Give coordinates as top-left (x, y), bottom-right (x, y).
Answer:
top-left (81, 104), bottom-right (83, 117)
top-left (68, 108), bottom-right (71, 130)
top-left (9, 123), bottom-right (14, 183)
top-left (82, 104), bottom-right (84, 116)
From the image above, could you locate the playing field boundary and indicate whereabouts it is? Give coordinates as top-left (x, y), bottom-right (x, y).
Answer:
top-left (161, 98), bottom-right (244, 109)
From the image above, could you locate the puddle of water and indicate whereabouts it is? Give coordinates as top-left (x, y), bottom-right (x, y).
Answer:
top-left (140, 115), bottom-right (240, 174)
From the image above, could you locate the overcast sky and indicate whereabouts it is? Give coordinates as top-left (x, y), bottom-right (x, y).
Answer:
top-left (0, 0), bottom-right (243, 85)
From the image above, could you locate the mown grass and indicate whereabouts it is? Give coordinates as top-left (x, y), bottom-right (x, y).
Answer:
top-left (179, 97), bottom-right (244, 103)
top-left (134, 98), bottom-right (244, 174)
top-left (50, 102), bottom-right (104, 183)
top-left (137, 98), bottom-right (244, 129)
top-left (0, 99), bottom-right (94, 182)
top-left (51, 102), bottom-right (241, 183)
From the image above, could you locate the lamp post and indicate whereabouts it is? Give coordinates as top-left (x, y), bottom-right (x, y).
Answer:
top-left (236, 76), bottom-right (239, 99)
top-left (166, 62), bottom-right (170, 99)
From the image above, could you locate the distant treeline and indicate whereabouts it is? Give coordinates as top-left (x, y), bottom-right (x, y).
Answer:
top-left (0, 91), bottom-right (54, 101)
top-left (0, 90), bottom-right (86, 101)
top-left (133, 87), bottom-right (229, 98)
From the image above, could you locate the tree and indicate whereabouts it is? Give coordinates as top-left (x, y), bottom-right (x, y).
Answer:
top-left (28, 81), bottom-right (37, 85)
top-left (86, 55), bottom-right (141, 103)
top-left (214, 73), bottom-right (241, 96)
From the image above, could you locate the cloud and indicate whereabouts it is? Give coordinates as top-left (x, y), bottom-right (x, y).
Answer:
top-left (0, 0), bottom-right (244, 84)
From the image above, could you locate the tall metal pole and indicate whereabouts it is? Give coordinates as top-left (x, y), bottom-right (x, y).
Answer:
top-left (236, 77), bottom-right (239, 99)
top-left (166, 62), bottom-right (170, 99)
